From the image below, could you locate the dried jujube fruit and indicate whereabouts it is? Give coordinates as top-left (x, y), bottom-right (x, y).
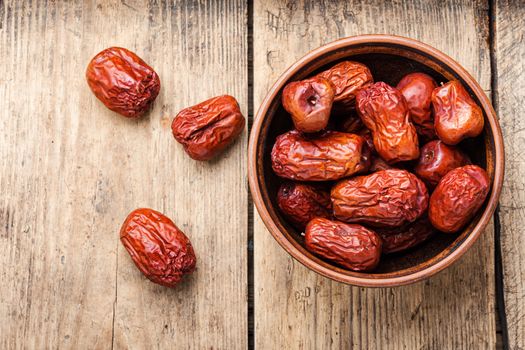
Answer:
top-left (317, 61), bottom-right (374, 112)
top-left (432, 80), bottom-right (484, 145)
top-left (277, 182), bottom-right (332, 229)
top-left (396, 72), bottom-right (438, 141)
top-left (415, 140), bottom-right (470, 187)
top-left (305, 217), bottom-right (382, 271)
top-left (282, 77), bottom-right (334, 133)
top-left (376, 215), bottom-right (436, 254)
top-left (356, 82), bottom-right (420, 163)
top-left (120, 208), bottom-right (196, 288)
top-left (331, 169), bottom-right (428, 227)
top-left (86, 47), bottom-right (160, 118)
top-left (428, 165), bottom-right (490, 233)
top-left (271, 130), bottom-right (370, 181)
top-left (172, 95), bottom-right (245, 161)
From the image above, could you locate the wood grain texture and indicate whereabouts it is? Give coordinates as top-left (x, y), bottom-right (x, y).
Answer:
top-left (494, 1), bottom-right (525, 348)
top-left (253, 0), bottom-right (495, 348)
top-left (0, 1), bottom-right (247, 349)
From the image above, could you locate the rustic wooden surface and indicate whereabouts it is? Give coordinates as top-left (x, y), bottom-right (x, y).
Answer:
top-left (0, 0), bottom-right (522, 349)
top-left (253, 0), bottom-right (496, 349)
top-left (0, 1), bottom-right (247, 349)
top-left (494, 1), bottom-right (525, 349)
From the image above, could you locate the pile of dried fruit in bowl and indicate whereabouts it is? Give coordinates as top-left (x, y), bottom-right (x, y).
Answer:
top-left (274, 62), bottom-right (490, 272)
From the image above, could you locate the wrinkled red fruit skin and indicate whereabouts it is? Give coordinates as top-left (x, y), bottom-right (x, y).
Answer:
top-left (277, 182), bottom-right (332, 229)
top-left (369, 156), bottom-right (393, 173)
top-left (171, 95), bottom-right (245, 161)
top-left (271, 130), bottom-right (370, 181)
top-left (432, 80), bottom-right (485, 145)
top-left (120, 208), bottom-right (196, 288)
top-left (305, 218), bottom-right (382, 271)
top-left (282, 77), bottom-right (334, 133)
top-left (331, 169), bottom-right (428, 227)
top-left (317, 61), bottom-right (374, 112)
top-left (356, 82), bottom-right (420, 163)
top-left (429, 165), bottom-right (490, 233)
top-left (397, 72), bottom-right (438, 141)
top-left (415, 140), bottom-right (470, 187)
top-left (86, 47), bottom-right (160, 118)
top-left (376, 215), bottom-right (436, 254)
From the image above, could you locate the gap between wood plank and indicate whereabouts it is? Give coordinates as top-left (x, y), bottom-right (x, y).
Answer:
top-left (247, 0), bottom-right (255, 349)
top-left (489, 0), bottom-right (509, 348)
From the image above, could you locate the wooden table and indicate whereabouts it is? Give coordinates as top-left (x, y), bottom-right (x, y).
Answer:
top-left (0, 1), bottom-right (523, 349)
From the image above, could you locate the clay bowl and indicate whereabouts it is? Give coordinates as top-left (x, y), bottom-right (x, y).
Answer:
top-left (248, 35), bottom-right (504, 287)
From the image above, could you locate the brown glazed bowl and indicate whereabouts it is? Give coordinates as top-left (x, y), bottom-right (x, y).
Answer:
top-left (248, 35), bottom-right (504, 287)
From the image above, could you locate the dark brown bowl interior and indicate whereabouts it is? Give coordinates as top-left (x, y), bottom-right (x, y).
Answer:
top-left (250, 36), bottom-right (504, 286)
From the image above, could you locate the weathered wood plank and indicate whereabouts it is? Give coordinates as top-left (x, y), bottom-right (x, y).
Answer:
top-left (494, 1), bottom-right (525, 348)
top-left (0, 0), bottom-right (248, 348)
top-left (253, 1), bottom-right (495, 348)
top-left (112, 1), bottom-right (248, 348)
top-left (0, 1), bottom-right (117, 348)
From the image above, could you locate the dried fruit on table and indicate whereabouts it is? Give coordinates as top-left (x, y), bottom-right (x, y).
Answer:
top-left (86, 47), bottom-right (160, 118)
top-left (120, 208), bottom-right (196, 288)
top-left (172, 95), bottom-right (245, 161)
